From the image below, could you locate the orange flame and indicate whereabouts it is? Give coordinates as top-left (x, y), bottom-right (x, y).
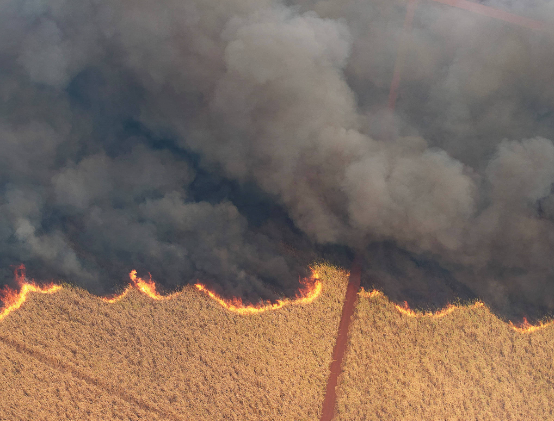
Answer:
top-left (2, 265), bottom-right (552, 332)
top-left (101, 284), bottom-right (133, 303)
top-left (102, 270), bottom-right (179, 302)
top-left (1, 265), bottom-right (322, 321)
top-left (0, 265), bottom-right (62, 321)
top-left (509, 317), bottom-right (554, 334)
top-left (129, 270), bottom-right (180, 300)
top-left (360, 288), bottom-right (552, 334)
top-left (394, 299), bottom-right (485, 319)
top-left (359, 288), bottom-right (383, 299)
top-left (195, 272), bottom-right (322, 315)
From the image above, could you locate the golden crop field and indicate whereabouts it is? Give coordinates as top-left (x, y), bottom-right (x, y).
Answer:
top-left (2, 263), bottom-right (554, 420)
top-left (0, 264), bottom-right (348, 421)
top-left (335, 290), bottom-right (554, 421)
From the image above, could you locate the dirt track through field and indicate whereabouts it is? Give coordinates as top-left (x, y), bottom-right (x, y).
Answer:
top-left (320, 256), bottom-right (362, 421)
top-left (0, 334), bottom-right (182, 421)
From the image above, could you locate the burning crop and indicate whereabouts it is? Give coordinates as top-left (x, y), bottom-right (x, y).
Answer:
top-left (0, 265), bottom-right (62, 322)
top-left (338, 277), bottom-right (554, 421)
top-left (360, 288), bottom-right (554, 334)
top-left (1, 264), bottom-right (551, 334)
top-left (195, 272), bottom-right (322, 315)
top-left (0, 262), bottom-right (349, 421)
top-left (509, 317), bottom-right (554, 334)
top-left (102, 270), bottom-right (181, 303)
top-left (1, 265), bottom-right (323, 321)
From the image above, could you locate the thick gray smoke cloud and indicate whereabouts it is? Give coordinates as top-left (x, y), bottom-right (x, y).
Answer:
top-left (1, 0), bottom-right (553, 317)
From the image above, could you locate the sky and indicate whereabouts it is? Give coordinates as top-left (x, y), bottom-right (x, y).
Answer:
top-left (0, 0), bottom-right (553, 320)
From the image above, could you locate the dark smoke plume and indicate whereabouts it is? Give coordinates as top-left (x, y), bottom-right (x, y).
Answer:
top-left (1, 0), bottom-right (553, 320)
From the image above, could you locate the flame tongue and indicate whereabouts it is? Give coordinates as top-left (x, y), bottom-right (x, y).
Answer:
top-left (102, 270), bottom-right (178, 302)
top-left (0, 265), bottom-right (62, 321)
top-left (129, 270), bottom-right (169, 300)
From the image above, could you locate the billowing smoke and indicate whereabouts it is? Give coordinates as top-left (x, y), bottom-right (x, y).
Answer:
top-left (1, 0), bottom-right (553, 319)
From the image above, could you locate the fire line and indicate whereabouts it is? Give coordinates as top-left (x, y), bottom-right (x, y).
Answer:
top-left (194, 272), bottom-right (322, 315)
top-left (0, 265), bottom-right (323, 321)
top-left (0, 265), bottom-right (551, 333)
top-left (102, 270), bottom-right (181, 302)
top-left (360, 288), bottom-right (554, 334)
top-left (0, 265), bottom-right (62, 322)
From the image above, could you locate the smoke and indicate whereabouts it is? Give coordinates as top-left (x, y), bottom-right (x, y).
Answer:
top-left (1, 0), bottom-right (554, 319)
